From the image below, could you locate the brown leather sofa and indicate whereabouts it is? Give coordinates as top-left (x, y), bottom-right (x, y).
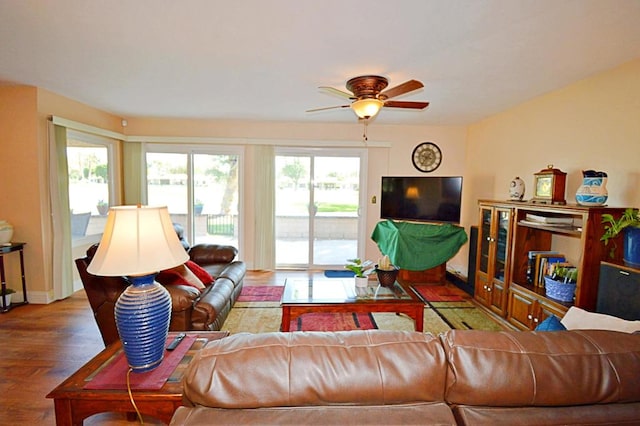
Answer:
top-left (76, 230), bottom-right (245, 346)
top-left (171, 329), bottom-right (640, 425)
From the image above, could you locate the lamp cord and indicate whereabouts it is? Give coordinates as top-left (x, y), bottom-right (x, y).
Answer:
top-left (126, 367), bottom-right (144, 424)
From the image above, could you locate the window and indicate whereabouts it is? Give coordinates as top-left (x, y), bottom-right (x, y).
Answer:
top-left (145, 145), bottom-right (242, 249)
top-left (66, 130), bottom-right (117, 241)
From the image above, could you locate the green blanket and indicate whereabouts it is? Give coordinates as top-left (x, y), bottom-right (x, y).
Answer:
top-left (371, 220), bottom-right (468, 271)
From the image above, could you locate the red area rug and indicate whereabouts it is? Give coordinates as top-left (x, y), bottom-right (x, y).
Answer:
top-left (237, 285), bottom-right (284, 302)
top-left (290, 312), bottom-right (378, 332)
top-left (412, 284), bottom-right (470, 302)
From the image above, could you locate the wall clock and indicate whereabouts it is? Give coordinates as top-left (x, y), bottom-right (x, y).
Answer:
top-left (412, 142), bottom-right (442, 173)
top-left (531, 165), bottom-right (567, 205)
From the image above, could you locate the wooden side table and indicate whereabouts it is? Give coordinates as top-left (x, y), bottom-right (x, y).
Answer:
top-left (46, 331), bottom-right (229, 425)
top-left (0, 242), bottom-right (28, 313)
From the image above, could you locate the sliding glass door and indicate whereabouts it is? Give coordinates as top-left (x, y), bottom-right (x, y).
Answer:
top-left (275, 149), bottom-right (366, 268)
top-left (145, 146), bottom-right (241, 250)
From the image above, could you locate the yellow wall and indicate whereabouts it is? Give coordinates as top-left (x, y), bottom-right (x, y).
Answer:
top-left (0, 86), bottom-right (121, 302)
top-left (461, 58), bottom-right (640, 274)
top-left (0, 86), bottom-right (40, 300)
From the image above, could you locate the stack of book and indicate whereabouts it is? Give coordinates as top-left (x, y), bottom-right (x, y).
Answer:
top-left (527, 250), bottom-right (567, 288)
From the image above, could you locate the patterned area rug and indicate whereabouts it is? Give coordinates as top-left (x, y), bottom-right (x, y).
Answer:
top-left (223, 285), bottom-right (505, 334)
top-left (412, 284), bottom-right (471, 302)
top-left (237, 285), bottom-right (284, 302)
top-left (291, 312), bottom-right (377, 331)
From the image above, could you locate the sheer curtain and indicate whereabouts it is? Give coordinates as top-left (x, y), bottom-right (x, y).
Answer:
top-left (253, 144), bottom-right (275, 270)
top-left (48, 122), bottom-right (74, 300)
top-left (122, 141), bottom-right (144, 205)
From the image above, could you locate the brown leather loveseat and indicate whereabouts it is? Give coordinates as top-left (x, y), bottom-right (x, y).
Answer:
top-left (171, 329), bottom-right (640, 425)
top-left (76, 228), bottom-right (245, 346)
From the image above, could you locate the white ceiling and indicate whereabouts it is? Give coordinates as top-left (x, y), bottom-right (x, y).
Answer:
top-left (1, 0), bottom-right (639, 125)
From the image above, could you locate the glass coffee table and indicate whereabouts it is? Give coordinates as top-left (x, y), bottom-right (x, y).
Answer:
top-left (280, 278), bottom-right (424, 332)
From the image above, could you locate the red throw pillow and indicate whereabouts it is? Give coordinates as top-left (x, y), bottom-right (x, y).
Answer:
top-left (185, 260), bottom-right (215, 286)
top-left (156, 264), bottom-right (205, 292)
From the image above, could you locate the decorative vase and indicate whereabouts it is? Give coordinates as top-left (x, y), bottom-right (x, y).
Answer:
top-left (0, 220), bottom-right (14, 244)
top-left (97, 203), bottom-right (109, 216)
top-left (1, 293), bottom-right (12, 307)
top-left (509, 177), bottom-right (525, 201)
top-left (623, 227), bottom-right (640, 269)
top-left (355, 276), bottom-right (369, 288)
top-left (375, 266), bottom-right (399, 287)
top-left (575, 170), bottom-right (608, 206)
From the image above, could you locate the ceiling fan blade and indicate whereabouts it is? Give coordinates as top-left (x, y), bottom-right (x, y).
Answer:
top-left (384, 100), bottom-right (430, 110)
top-left (379, 80), bottom-right (424, 100)
top-left (306, 104), bottom-right (351, 113)
top-left (319, 86), bottom-right (355, 99)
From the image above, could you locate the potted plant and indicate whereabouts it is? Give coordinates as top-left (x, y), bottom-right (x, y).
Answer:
top-left (345, 258), bottom-right (374, 287)
top-left (194, 200), bottom-right (204, 215)
top-left (96, 200), bottom-right (109, 216)
top-left (601, 208), bottom-right (640, 268)
top-left (543, 264), bottom-right (578, 303)
top-left (1, 287), bottom-right (16, 306)
top-left (375, 255), bottom-right (399, 287)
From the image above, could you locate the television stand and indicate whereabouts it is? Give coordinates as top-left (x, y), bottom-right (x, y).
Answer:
top-left (398, 263), bottom-right (446, 285)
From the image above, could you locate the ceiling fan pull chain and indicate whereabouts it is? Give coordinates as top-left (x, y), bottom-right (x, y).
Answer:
top-left (362, 119), bottom-right (368, 143)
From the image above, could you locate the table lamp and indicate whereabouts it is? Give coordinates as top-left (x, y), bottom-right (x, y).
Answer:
top-left (87, 205), bottom-right (188, 372)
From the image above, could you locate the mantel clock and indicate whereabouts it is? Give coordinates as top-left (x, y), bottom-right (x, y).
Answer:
top-left (531, 165), bottom-right (567, 205)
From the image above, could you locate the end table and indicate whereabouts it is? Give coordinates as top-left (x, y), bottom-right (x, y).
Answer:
top-left (0, 242), bottom-right (28, 313)
top-left (47, 331), bottom-right (229, 425)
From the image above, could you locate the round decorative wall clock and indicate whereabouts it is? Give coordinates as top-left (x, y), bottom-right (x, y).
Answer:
top-left (411, 142), bottom-right (442, 173)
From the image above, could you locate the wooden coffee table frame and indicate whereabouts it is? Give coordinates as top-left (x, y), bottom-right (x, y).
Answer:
top-left (46, 331), bottom-right (228, 425)
top-left (281, 279), bottom-right (424, 332)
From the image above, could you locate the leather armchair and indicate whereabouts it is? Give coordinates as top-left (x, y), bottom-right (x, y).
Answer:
top-left (76, 227), bottom-right (245, 346)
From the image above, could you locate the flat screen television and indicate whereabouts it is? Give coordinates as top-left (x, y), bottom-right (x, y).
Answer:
top-left (380, 176), bottom-right (463, 224)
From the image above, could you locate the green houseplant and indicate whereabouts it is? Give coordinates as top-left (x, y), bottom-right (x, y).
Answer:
top-left (1, 287), bottom-right (16, 306)
top-left (345, 258), bottom-right (374, 278)
top-left (194, 199), bottom-right (204, 215)
top-left (601, 208), bottom-right (640, 267)
top-left (96, 200), bottom-right (109, 216)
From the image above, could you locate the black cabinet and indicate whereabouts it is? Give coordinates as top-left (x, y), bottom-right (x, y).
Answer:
top-left (597, 262), bottom-right (640, 320)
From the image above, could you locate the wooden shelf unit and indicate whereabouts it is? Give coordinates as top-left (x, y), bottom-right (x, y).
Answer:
top-left (475, 200), bottom-right (627, 329)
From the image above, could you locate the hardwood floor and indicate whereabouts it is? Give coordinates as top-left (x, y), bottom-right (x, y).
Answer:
top-left (0, 269), bottom-right (317, 425)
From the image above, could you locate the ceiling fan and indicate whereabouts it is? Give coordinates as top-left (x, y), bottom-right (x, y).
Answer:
top-left (307, 75), bottom-right (429, 120)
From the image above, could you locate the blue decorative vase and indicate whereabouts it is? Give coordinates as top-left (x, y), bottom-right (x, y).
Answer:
top-left (623, 227), bottom-right (640, 269)
top-left (575, 170), bottom-right (608, 206)
top-left (115, 274), bottom-right (172, 372)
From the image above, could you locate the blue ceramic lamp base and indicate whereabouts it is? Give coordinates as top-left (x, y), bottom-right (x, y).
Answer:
top-left (115, 274), bottom-right (172, 373)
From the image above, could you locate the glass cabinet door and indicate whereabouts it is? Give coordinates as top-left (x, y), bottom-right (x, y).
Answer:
top-left (479, 208), bottom-right (492, 275)
top-left (493, 210), bottom-right (510, 282)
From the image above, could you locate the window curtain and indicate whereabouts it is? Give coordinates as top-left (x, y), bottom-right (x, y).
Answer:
top-left (48, 122), bottom-right (74, 300)
top-left (122, 141), bottom-right (144, 205)
top-left (253, 145), bottom-right (275, 270)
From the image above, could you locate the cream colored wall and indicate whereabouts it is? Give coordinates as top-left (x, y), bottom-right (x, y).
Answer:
top-left (0, 86), bottom-right (39, 302)
top-left (125, 119), bottom-right (469, 271)
top-left (462, 58), bottom-right (640, 276)
top-left (0, 86), bottom-right (121, 303)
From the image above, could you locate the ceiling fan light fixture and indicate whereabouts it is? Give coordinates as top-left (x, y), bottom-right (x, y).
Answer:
top-left (351, 98), bottom-right (384, 119)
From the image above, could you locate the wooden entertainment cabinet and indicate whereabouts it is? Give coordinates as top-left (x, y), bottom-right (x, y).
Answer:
top-left (474, 200), bottom-right (627, 330)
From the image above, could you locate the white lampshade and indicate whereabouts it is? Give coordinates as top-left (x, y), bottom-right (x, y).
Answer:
top-left (351, 98), bottom-right (384, 119)
top-left (87, 205), bottom-right (188, 276)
